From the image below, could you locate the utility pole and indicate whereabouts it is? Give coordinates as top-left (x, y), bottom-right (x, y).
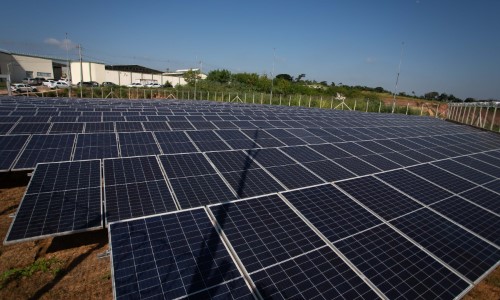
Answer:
top-left (270, 48), bottom-right (276, 103)
top-left (392, 42), bottom-right (404, 113)
top-left (78, 44), bottom-right (83, 98)
top-left (65, 33), bottom-right (72, 97)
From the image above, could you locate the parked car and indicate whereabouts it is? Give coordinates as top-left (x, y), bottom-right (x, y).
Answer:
top-left (42, 79), bottom-right (56, 87)
top-left (146, 83), bottom-right (162, 88)
top-left (102, 82), bottom-right (116, 86)
top-left (11, 83), bottom-right (37, 93)
top-left (77, 82), bottom-right (93, 87)
top-left (127, 83), bottom-right (143, 88)
top-left (51, 81), bottom-right (70, 89)
top-left (22, 78), bottom-right (45, 86)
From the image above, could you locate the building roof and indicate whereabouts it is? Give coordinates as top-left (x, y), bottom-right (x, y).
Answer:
top-left (105, 65), bottom-right (163, 74)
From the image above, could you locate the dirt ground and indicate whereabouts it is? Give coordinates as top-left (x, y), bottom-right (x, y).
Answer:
top-left (0, 173), bottom-right (112, 300)
top-left (0, 174), bottom-right (498, 299)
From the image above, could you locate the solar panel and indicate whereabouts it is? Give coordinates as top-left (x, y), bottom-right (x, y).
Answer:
top-left (10, 122), bottom-right (51, 134)
top-left (390, 208), bottom-right (500, 282)
top-left (279, 146), bottom-right (327, 163)
top-left (13, 134), bottom-right (75, 170)
top-left (354, 140), bottom-right (393, 154)
top-left (332, 157), bottom-right (381, 176)
top-left (84, 122), bottom-right (115, 133)
top-left (0, 135), bottom-right (29, 171)
top-left (453, 156), bottom-right (500, 178)
top-left (206, 150), bottom-right (259, 173)
top-left (159, 153), bottom-right (216, 178)
top-left (208, 195), bottom-right (325, 273)
top-left (73, 133), bottom-right (119, 160)
top-left (5, 160), bottom-right (102, 243)
top-left (407, 164), bottom-right (477, 194)
top-left (103, 156), bottom-right (176, 223)
top-left (282, 184), bottom-right (382, 242)
top-left (334, 224), bottom-right (470, 299)
top-left (265, 164), bottom-right (324, 189)
top-left (141, 121), bottom-right (171, 131)
top-left (167, 121), bottom-right (195, 130)
top-left (430, 196), bottom-right (500, 245)
top-left (118, 132), bottom-right (161, 157)
top-left (358, 154), bottom-right (401, 171)
top-left (109, 209), bottom-right (251, 299)
top-left (483, 180), bottom-right (500, 194)
top-left (49, 122), bottom-right (84, 134)
top-left (432, 159), bottom-right (495, 184)
top-left (248, 148), bottom-right (295, 167)
top-left (375, 169), bottom-right (454, 205)
top-left (169, 174), bottom-right (236, 208)
top-left (336, 176), bottom-right (423, 220)
top-left (334, 142), bottom-right (375, 156)
top-left (250, 246), bottom-right (379, 299)
top-left (379, 152), bottom-right (419, 167)
top-left (308, 144), bottom-right (352, 159)
top-left (302, 160), bottom-right (356, 182)
top-left (220, 168), bottom-right (284, 198)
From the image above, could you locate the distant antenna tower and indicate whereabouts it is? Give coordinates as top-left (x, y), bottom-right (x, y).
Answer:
top-left (392, 42), bottom-right (405, 113)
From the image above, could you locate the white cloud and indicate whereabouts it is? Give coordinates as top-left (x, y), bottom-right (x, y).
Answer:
top-left (365, 57), bottom-right (376, 64)
top-left (44, 38), bottom-right (76, 50)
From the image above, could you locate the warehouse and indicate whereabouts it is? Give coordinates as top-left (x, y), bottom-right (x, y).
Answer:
top-left (0, 50), bottom-right (190, 86)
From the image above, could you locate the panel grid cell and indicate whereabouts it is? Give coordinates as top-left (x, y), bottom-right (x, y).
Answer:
top-left (336, 176), bottom-right (423, 220)
top-left (109, 209), bottom-right (249, 299)
top-left (334, 224), bottom-right (470, 300)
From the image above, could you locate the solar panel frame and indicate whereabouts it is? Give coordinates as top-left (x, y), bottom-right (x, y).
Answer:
top-left (5, 159), bottom-right (103, 244)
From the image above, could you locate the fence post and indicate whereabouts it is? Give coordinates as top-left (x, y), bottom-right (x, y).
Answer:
top-left (252, 93), bottom-right (255, 104)
top-left (308, 96), bottom-right (312, 107)
top-left (406, 103), bottom-right (409, 115)
top-left (279, 94), bottom-right (282, 106)
top-left (491, 106), bottom-right (498, 131)
top-left (244, 93), bottom-right (247, 103)
top-left (299, 95), bottom-right (301, 106)
top-left (289, 95), bottom-right (291, 106)
top-left (353, 99), bottom-right (357, 111)
top-left (378, 101), bottom-right (382, 113)
top-left (269, 93), bottom-right (272, 105)
top-left (331, 98), bottom-right (334, 109)
top-left (366, 100), bottom-right (369, 112)
top-left (261, 93), bottom-right (263, 104)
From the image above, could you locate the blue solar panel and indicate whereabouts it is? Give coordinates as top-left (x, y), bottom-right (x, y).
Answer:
top-left (390, 208), bottom-right (500, 282)
top-left (375, 169), bottom-right (454, 205)
top-left (109, 209), bottom-right (250, 299)
top-left (282, 184), bottom-right (382, 242)
top-left (209, 195), bottom-right (325, 273)
top-left (265, 164), bottom-right (324, 189)
top-left (333, 157), bottom-right (381, 176)
top-left (220, 169), bottom-right (284, 198)
top-left (430, 196), bottom-right (500, 245)
top-left (10, 122), bottom-right (51, 134)
top-left (169, 174), bottom-right (236, 208)
top-left (334, 224), bottom-right (470, 299)
top-left (453, 156), bottom-right (500, 178)
top-left (84, 122), bottom-right (115, 133)
top-left (407, 164), bottom-right (476, 194)
top-left (302, 160), bottom-right (356, 182)
top-left (118, 132), bottom-right (161, 157)
top-left (279, 146), bottom-right (327, 163)
top-left (159, 153), bottom-right (216, 178)
top-left (73, 133), bottom-right (119, 160)
top-left (0, 135), bottom-right (29, 171)
top-left (336, 176), bottom-right (423, 220)
top-left (153, 131), bottom-right (198, 154)
top-left (5, 160), bottom-right (102, 243)
top-left (250, 246), bottom-right (379, 299)
top-left (13, 134), bottom-right (75, 170)
top-left (49, 122), bottom-right (84, 134)
top-left (103, 156), bottom-right (176, 223)
top-left (432, 159), bottom-right (495, 184)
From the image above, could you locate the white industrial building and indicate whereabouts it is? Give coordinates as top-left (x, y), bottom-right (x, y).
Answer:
top-left (0, 49), bottom-right (195, 86)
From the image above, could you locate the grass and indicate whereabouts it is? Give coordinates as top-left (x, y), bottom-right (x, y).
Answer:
top-left (0, 258), bottom-right (64, 289)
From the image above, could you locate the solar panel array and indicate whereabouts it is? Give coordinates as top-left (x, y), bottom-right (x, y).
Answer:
top-left (2, 96), bottom-right (499, 299)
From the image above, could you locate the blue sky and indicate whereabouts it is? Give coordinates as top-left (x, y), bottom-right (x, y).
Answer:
top-left (2, 0), bottom-right (499, 100)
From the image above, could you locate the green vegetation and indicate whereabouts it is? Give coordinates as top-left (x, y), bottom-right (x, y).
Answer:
top-left (0, 258), bottom-right (64, 289)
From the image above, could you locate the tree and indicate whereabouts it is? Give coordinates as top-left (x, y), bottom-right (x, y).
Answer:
top-left (424, 91), bottom-right (439, 100)
top-left (207, 69), bottom-right (231, 84)
top-left (276, 74), bottom-right (293, 81)
top-left (296, 74), bottom-right (306, 82)
top-left (183, 69), bottom-right (201, 86)
top-left (374, 87), bottom-right (386, 93)
top-left (464, 97), bottom-right (475, 102)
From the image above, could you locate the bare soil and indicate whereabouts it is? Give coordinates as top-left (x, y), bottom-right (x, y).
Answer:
top-left (0, 174), bottom-right (112, 300)
top-left (0, 175), bottom-right (498, 299)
